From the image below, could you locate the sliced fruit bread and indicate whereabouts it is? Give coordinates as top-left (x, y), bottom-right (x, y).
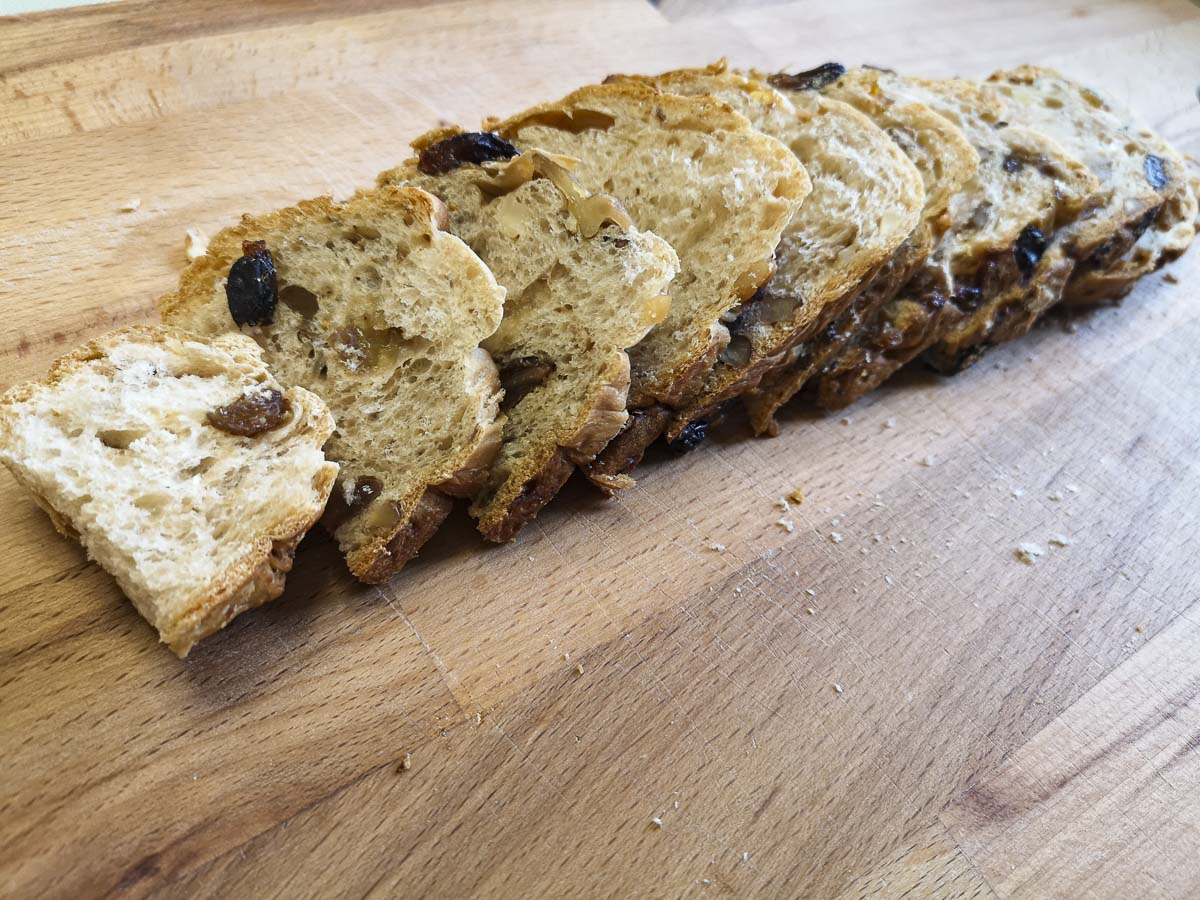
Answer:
top-left (0, 325), bottom-right (338, 656)
top-left (380, 132), bottom-right (679, 540)
top-left (608, 61), bottom-right (923, 441)
top-left (987, 66), bottom-right (1196, 306)
top-left (744, 63), bottom-right (979, 431)
top-left (160, 186), bottom-right (506, 583)
top-left (483, 81), bottom-right (810, 488)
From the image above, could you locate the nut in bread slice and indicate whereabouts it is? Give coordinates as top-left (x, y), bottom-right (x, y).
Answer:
top-left (0, 325), bottom-right (338, 656)
top-left (380, 131), bottom-right (679, 540)
top-left (606, 61), bottom-right (923, 441)
top-left (484, 80), bottom-right (809, 485)
top-left (160, 186), bottom-right (505, 583)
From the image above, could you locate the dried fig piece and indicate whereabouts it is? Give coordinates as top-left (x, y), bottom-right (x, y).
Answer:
top-left (768, 63), bottom-right (846, 92)
top-left (226, 240), bottom-right (278, 326)
top-left (207, 388), bottom-right (291, 436)
top-left (417, 132), bottom-right (520, 176)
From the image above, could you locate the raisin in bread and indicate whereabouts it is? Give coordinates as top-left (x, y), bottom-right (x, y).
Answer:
top-left (160, 186), bottom-right (505, 583)
top-left (986, 66), bottom-right (1194, 306)
top-left (744, 63), bottom-right (979, 431)
top-left (0, 325), bottom-right (338, 656)
top-left (483, 81), bottom-right (809, 487)
top-left (379, 133), bottom-right (679, 540)
top-left (607, 61), bottom-right (923, 441)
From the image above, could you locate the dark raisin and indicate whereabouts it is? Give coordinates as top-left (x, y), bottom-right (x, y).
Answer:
top-left (417, 132), bottom-right (520, 176)
top-left (768, 63), bottom-right (846, 92)
top-left (226, 240), bottom-right (277, 326)
top-left (993, 120), bottom-right (1009, 129)
top-left (1002, 154), bottom-right (1023, 173)
top-left (323, 475), bottom-right (384, 531)
top-left (207, 388), bottom-right (291, 436)
top-left (499, 356), bottom-right (556, 411)
top-left (1013, 226), bottom-right (1047, 279)
top-left (952, 285), bottom-right (984, 310)
top-left (279, 284), bottom-right (319, 318)
top-left (667, 421), bottom-right (708, 455)
top-left (1129, 205), bottom-right (1160, 242)
top-left (1143, 154), bottom-right (1168, 191)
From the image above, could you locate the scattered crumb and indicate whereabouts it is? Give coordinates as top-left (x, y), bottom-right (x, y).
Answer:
top-left (805, 588), bottom-right (815, 597)
top-left (1135, 625), bottom-right (1145, 634)
top-left (1011, 488), bottom-right (1025, 498)
top-left (184, 227), bottom-right (208, 260)
top-left (1049, 534), bottom-right (1072, 548)
top-left (674, 800), bottom-right (680, 810)
top-left (398, 752), bottom-right (412, 772)
top-left (775, 497), bottom-right (790, 512)
top-left (840, 416), bottom-right (852, 425)
top-left (1164, 272), bottom-right (1178, 284)
top-left (806, 607), bottom-right (815, 615)
top-left (787, 486), bottom-right (804, 504)
top-left (872, 533), bottom-right (882, 543)
top-left (1015, 543), bottom-right (1046, 565)
top-left (528, 555), bottom-right (534, 562)
top-left (562, 651), bottom-right (570, 661)
top-left (777, 518), bottom-right (795, 533)
top-left (831, 517), bottom-right (842, 527)
top-left (706, 542), bottom-right (726, 553)
top-left (883, 417), bottom-right (896, 429)
top-left (1064, 320), bottom-right (1080, 334)
top-left (473, 712), bottom-right (482, 726)
top-left (734, 587), bottom-right (743, 594)
top-left (1048, 492), bottom-right (1063, 502)
top-left (859, 547), bottom-right (868, 555)
top-left (884, 575), bottom-right (894, 586)
top-left (650, 817), bottom-right (664, 829)
top-left (742, 851), bottom-right (750, 862)
top-left (920, 455), bottom-right (935, 467)
top-left (1065, 483), bottom-right (1080, 493)
top-left (574, 663), bottom-right (585, 675)
top-left (833, 683), bottom-right (844, 694)
top-left (829, 532), bottom-right (843, 543)
top-left (120, 197), bottom-right (141, 212)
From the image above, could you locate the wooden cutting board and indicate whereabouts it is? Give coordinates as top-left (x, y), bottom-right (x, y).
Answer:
top-left (2, 1), bottom-right (1199, 896)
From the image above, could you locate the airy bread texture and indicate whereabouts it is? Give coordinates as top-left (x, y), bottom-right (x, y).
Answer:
top-left (381, 135), bottom-right (679, 540)
top-left (744, 64), bottom-right (979, 431)
top-left (485, 81), bottom-right (808, 483)
top-left (608, 62), bottom-right (923, 440)
top-left (0, 325), bottom-right (338, 656)
top-left (160, 186), bottom-right (505, 582)
top-left (987, 66), bottom-right (1197, 306)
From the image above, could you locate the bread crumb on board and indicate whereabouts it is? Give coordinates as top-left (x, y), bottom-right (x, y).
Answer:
top-left (777, 517), bottom-right (794, 533)
top-left (833, 683), bottom-right (844, 693)
top-left (574, 663), bottom-right (585, 675)
top-left (650, 817), bottom-right (664, 829)
top-left (1015, 542), bottom-right (1045, 564)
top-left (829, 532), bottom-right (843, 543)
top-left (120, 197), bottom-right (141, 212)
top-left (706, 541), bottom-right (726, 552)
top-left (787, 486), bottom-right (804, 504)
top-left (920, 455), bottom-right (935, 467)
top-left (184, 227), bottom-right (209, 260)
top-left (397, 752), bottom-right (413, 772)
top-left (1048, 534), bottom-right (1072, 547)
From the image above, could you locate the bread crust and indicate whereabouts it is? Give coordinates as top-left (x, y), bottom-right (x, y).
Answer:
top-left (0, 325), bottom-right (338, 657)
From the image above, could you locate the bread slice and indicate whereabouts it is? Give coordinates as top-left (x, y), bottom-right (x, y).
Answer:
top-left (605, 62), bottom-right (923, 441)
top-left (483, 81), bottom-right (809, 486)
top-left (986, 66), bottom-right (1195, 306)
top-left (0, 325), bottom-right (338, 656)
top-left (780, 69), bottom-right (1098, 385)
top-left (744, 64), bottom-right (979, 431)
top-left (160, 186), bottom-right (506, 583)
top-left (379, 133), bottom-right (679, 541)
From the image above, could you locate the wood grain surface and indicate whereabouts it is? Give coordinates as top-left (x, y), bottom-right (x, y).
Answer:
top-left (2, 1), bottom-right (1199, 897)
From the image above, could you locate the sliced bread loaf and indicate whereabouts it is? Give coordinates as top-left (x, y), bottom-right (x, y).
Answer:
top-left (0, 325), bottom-right (338, 656)
top-left (606, 61), bottom-right (923, 441)
top-left (986, 66), bottom-right (1194, 306)
top-left (744, 64), bottom-right (979, 430)
top-left (483, 81), bottom-right (809, 486)
top-left (380, 133), bottom-right (679, 541)
top-left (160, 186), bottom-right (506, 583)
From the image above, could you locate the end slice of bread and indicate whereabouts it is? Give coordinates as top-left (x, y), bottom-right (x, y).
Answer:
top-left (381, 133), bottom-right (679, 541)
top-left (606, 62), bottom-right (923, 441)
top-left (0, 325), bottom-right (338, 656)
top-left (160, 185), bottom-right (506, 582)
top-left (484, 80), bottom-right (808, 483)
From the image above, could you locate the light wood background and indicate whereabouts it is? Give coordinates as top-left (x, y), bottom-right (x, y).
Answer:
top-left (2, 1), bottom-right (1199, 897)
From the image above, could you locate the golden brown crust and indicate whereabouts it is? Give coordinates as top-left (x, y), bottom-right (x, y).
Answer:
top-left (349, 489), bottom-right (455, 584)
top-left (476, 450), bottom-right (575, 544)
top-left (581, 404), bottom-right (672, 494)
